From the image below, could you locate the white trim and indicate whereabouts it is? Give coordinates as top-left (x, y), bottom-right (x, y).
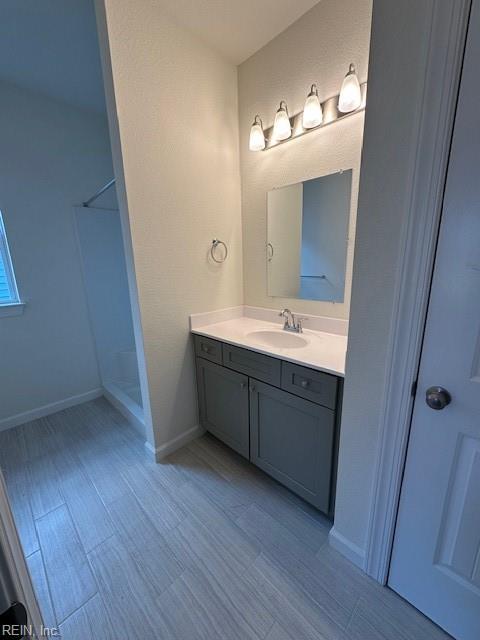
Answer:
top-left (144, 441), bottom-right (156, 458)
top-left (364, 1), bottom-right (471, 584)
top-left (0, 211), bottom-right (21, 306)
top-left (145, 424), bottom-right (205, 461)
top-left (93, 2), bottom-right (155, 448)
top-left (0, 472), bottom-right (44, 638)
top-left (0, 388), bottom-right (103, 433)
top-left (328, 527), bottom-right (365, 570)
top-left (0, 302), bottom-right (25, 318)
top-left (103, 383), bottom-right (145, 436)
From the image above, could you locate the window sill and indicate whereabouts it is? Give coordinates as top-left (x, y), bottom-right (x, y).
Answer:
top-left (0, 302), bottom-right (25, 318)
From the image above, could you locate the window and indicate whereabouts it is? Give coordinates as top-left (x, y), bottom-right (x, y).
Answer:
top-left (0, 211), bottom-right (20, 306)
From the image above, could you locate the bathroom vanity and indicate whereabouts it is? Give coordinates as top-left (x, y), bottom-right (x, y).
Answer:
top-left (191, 313), bottom-right (345, 517)
top-left (190, 167), bottom-right (352, 516)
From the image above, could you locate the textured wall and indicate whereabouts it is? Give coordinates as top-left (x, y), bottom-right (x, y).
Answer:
top-left (238, 0), bottom-right (372, 319)
top-left (99, 0), bottom-right (243, 450)
top-left (334, 0), bottom-right (444, 559)
top-left (0, 81), bottom-right (113, 425)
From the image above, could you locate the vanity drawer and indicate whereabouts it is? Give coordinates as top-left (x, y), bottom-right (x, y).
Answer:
top-left (281, 362), bottom-right (338, 409)
top-left (194, 335), bottom-right (223, 364)
top-left (222, 344), bottom-right (281, 386)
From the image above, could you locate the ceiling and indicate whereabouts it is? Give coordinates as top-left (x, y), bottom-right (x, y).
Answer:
top-left (158, 0), bottom-right (321, 64)
top-left (0, 0), bottom-right (320, 114)
top-left (0, 0), bottom-right (106, 114)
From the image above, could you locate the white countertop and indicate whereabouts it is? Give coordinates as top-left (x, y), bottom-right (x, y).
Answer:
top-left (191, 316), bottom-right (347, 377)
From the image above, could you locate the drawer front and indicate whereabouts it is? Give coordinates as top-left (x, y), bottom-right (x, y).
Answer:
top-left (222, 343), bottom-right (281, 386)
top-left (281, 362), bottom-right (338, 409)
top-left (250, 380), bottom-right (334, 513)
top-left (194, 334), bottom-right (222, 364)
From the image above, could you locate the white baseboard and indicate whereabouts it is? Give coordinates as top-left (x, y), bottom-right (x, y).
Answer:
top-left (0, 388), bottom-right (103, 433)
top-left (328, 526), bottom-right (366, 570)
top-left (145, 424), bottom-right (205, 461)
top-left (102, 384), bottom-right (145, 437)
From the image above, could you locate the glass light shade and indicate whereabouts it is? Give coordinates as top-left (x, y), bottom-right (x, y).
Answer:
top-left (273, 101), bottom-right (291, 141)
top-left (249, 116), bottom-right (265, 151)
top-left (302, 85), bottom-right (323, 129)
top-left (338, 64), bottom-right (362, 113)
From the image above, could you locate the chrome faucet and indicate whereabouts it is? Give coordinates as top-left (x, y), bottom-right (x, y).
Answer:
top-left (279, 309), bottom-right (304, 333)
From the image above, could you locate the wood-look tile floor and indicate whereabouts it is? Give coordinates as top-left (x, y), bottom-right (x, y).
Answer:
top-left (0, 398), bottom-right (451, 640)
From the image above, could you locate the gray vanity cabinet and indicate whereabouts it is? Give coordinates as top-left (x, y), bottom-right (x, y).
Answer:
top-left (195, 357), bottom-right (249, 458)
top-left (250, 380), bottom-right (334, 513)
top-left (194, 335), bottom-right (341, 515)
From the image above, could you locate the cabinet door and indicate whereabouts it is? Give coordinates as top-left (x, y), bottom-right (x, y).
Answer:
top-left (196, 357), bottom-right (249, 458)
top-left (250, 380), bottom-right (334, 513)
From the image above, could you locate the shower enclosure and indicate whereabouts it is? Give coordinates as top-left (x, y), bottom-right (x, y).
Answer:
top-left (74, 181), bottom-right (145, 434)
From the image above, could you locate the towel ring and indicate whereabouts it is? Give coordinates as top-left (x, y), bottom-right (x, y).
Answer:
top-left (267, 243), bottom-right (274, 262)
top-left (210, 238), bottom-right (228, 263)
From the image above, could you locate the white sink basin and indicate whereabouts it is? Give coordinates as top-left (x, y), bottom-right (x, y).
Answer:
top-left (246, 329), bottom-right (308, 349)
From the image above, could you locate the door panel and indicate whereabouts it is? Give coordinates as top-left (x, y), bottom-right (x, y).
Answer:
top-left (196, 357), bottom-right (249, 458)
top-left (250, 380), bottom-right (334, 513)
top-left (436, 434), bottom-right (480, 588)
top-left (389, 3), bottom-right (480, 638)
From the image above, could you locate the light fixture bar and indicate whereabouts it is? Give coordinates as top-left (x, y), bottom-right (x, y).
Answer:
top-left (261, 82), bottom-right (367, 151)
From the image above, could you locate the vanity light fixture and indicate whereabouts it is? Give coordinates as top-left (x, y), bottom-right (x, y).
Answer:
top-left (250, 64), bottom-right (366, 151)
top-left (302, 84), bottom-right (323, 129)
top-left (273, 100), bottom-right (292, 141)
top-left (338, 63), bottom-right (362, 113)
top-left (249, 115), bottom-right (266, 151)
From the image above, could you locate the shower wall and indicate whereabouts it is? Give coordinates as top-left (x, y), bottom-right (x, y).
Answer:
top-left (74, 205), bottom-right (144, 431)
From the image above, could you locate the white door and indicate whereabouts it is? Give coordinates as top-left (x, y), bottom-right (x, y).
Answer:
top-left (0, 470), bottom-right (44, 638)
top-left (388, 3), bottom-right (480, 639)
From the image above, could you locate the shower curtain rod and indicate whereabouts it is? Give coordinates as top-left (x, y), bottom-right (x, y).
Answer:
top-left (82, 178), bottom-right (116, 207)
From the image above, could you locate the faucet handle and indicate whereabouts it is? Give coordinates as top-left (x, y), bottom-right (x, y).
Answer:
top-left (296, 317), bottom-right (308, 333)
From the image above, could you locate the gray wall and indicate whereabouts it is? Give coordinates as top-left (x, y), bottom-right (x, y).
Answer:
top-left (0, 80), bottom-right (114, 427)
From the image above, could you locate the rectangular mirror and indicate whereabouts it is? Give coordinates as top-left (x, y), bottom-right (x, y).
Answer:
top-left (267, 170), bottom-right (352, 302)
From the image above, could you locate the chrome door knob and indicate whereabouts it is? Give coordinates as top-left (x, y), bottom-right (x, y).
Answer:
top-left (425, 386), bottom-right (452, 410)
